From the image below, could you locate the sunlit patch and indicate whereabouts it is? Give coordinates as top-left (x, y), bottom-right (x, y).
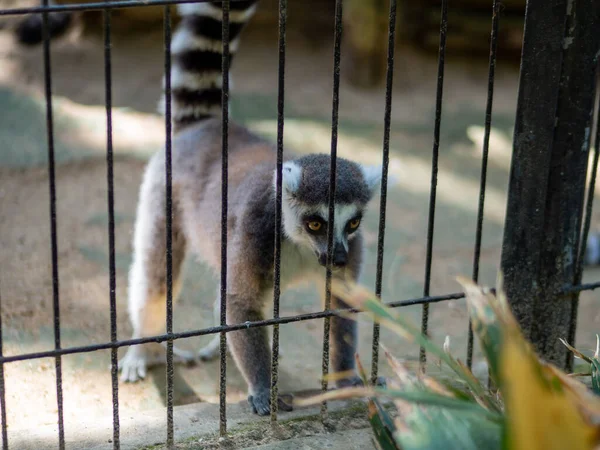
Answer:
top-left (466, 125), bottom-right (513, 171)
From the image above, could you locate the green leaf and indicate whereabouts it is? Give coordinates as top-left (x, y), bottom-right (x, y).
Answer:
top-left (373, 388), bottom-right (501, 422)
top-left (333, 282), bottom-right (501, 413)
top-left (592, 336), bottom-right (600, 397)
top-left (590, 361), bottom-right (600, 397)
top-left (393, 404), bottom-right (502, 450)
top-left (456, 276), bottom-right (505, 388)
top-left (368, 399), bottom-right (400, 450)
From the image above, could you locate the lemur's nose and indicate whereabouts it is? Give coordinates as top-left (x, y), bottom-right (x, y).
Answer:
top-left (333, 255), bottom-right (347, 267)
top-left (333, 244), bottom-right (347, 267)
top-left (318, 244), bottom-right (348, 268)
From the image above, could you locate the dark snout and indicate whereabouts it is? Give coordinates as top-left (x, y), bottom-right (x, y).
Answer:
top-left (318, 243), bottom-right (348, 268)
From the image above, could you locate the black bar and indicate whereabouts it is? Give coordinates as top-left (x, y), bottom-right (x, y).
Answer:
top-left (501, 0), bottom-right (600, 369)
top-left (321, 0), bottom-right (343, 419)
top-left (163, 5), bottom-right (175, 448)
top-left (219, 0), bottom-right (230, 437)
top-left (501, 0), bottom-right (566, 348)
top-left (568, 72), bottom-right (600, 357)
top-left (0, 0), bottom-right (252, 16)
top-left (270, 0), bottom-right (286, 424)
top-left (0, 266), bottom-right (595, 359)
top-left (370, 0), bottom-right (397, 384)
top-left (419, 0), bottom-right (447, 372)
top-left (102, 8), bottom-right (120, 449)
top-left (467, 0), bottom-right (500, 370)
top-left (541, 0), bottom-right (599, 370)
top-left (41, 1), bottom-right (65, 447)
top-left (0, 286), bottom-right (8, 450)
top-left (563, 280), bottom-right (600, 294)
top-left (0, 291), bottom-right (468, 363)
top-left (0, 0), bottom-right (597, 445)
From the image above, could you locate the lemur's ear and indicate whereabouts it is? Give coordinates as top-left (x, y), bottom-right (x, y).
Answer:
top-left (273, 161), bottom-right (302, 195)
top-left (360, 164), bottom-right (383, 198)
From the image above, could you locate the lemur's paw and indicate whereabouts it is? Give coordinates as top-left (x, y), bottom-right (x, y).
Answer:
top-left (118, 348), bottom-right (147, 383)
top-left (336, 375), bottom-right (386, 389)
top-left (248, 390), bottom-right (293, 416)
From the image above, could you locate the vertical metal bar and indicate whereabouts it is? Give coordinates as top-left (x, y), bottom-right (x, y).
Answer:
top-left (41, 1), bottom-right (65, 447)
top-left (163, 5), bottom-right (174, 448)
top-left (321, 0), bottom-right (343, 419)
top-left (370, 0), bottom-right (397, 384)
top-left (501, 0), bottom-right (600, 369)
top-left (270, 0), bottom-right (287, 423)
top-left (569, 73), bottom-right (600, 355)
top-left (0, 287), bottom-right (8, 450)
top-left (467, 0), bottom-right (500, 370)
top-left (419, 0), bottom-right (447, 372)
top-left (103, 7), bottom-right (120, 449)
top-left (219, 0), bottom-right (230, 437)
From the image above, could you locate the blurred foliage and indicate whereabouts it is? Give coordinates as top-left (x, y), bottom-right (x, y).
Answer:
top-left (297, 276), bottom-right (600, 450)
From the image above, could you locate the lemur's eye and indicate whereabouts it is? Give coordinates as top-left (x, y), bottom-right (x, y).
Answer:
top-left (307, 221), bottom-right (322, 232)
top-left (349, 218), bottom-right (361, 229)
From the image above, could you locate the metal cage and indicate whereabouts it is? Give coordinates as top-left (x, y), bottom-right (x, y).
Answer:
top-left (0, 0), bottom-right (599, 448)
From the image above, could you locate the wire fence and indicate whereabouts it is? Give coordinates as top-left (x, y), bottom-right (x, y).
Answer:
top-left (0, 0), bottom-right (599, 449)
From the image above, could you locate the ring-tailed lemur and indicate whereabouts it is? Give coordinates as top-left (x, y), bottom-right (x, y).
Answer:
top-left (118, 0), bottom-right (385, 415)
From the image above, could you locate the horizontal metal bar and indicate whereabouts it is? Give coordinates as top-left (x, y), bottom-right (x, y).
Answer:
top-left (0, 0), bottom-right (248, 16)
top-left (0, 292), bottom-right (465, 364)
top-left (0, 280), bottom-right (596, 365)
top-left (563, 281), bottom-right (600, 294)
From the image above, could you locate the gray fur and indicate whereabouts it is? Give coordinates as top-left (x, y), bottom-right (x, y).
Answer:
top-left (291, 154), bottom-right (373, 205)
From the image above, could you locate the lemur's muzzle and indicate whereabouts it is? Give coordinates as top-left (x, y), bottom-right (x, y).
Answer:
top-left (318, 243), bottom-right (348, 268)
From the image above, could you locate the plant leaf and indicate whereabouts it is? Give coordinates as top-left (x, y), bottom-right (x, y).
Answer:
top-left (331, 280), bottom-right (501, 413)
top-left (296, 386), bottom-right (500, 422)
top-left (392, 404), bottom-right (502, 450)
top-left (591, 357), bottom-right (600, 397)
top-left (559, 338), bottom-right (593, 364)
top-left (501, 324), bottom-right (599, 450)
top-left (542, 361), bottom-right (600, 424)
top-left (368, 399), bottom-right (400, 450)
top-left (456, 276), bottom-right (505, 387)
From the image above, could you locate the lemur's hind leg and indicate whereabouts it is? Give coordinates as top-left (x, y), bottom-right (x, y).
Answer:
top-left (119, 155), bottom-right (193, 383)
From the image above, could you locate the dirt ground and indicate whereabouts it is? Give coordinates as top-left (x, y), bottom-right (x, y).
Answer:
top-left (1, 5), bottom-right (600, 447)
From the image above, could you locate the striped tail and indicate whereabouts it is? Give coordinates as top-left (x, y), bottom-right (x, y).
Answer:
top-left (161, 0), bottom-right (258, 130)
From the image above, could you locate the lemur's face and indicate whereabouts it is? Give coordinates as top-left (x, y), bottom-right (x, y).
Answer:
top-left (292, 203), bottom-right (364, 269)
top-left (275, 155), bottom-right (382, 270)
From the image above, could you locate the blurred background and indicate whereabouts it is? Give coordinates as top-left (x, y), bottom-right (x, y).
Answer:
top-left (1, 0), bottom-right (599, 444)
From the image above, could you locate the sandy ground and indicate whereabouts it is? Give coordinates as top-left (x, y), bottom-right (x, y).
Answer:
top-left (0, 6), bottom-right (599, 447)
